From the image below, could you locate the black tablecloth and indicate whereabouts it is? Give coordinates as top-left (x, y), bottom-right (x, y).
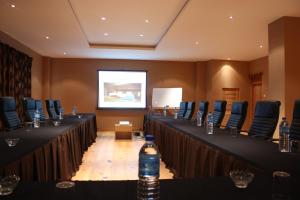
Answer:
top-left (148, 116), bottom-right (300, 177)
top-left (2, 175), bottom-right (299, 200)
top-left (0, 114), bottom-right (97, 181)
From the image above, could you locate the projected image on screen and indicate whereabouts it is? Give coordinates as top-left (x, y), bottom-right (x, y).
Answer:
top-left (98, 70), bottom-right (146, 108)
top-left (104, 83), bottom-right (141, 103)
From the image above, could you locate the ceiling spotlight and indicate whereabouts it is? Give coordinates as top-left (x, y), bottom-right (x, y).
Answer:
top-left (145, 19), bottom-right (150, 23)
top-left (195, 41), bottom-right (199, 45)
top-left (45, 36), bottom-right (50, 40)
top-left (10, 4), bottom-right (16, 8)
top-left (229, 16), bottom-right (233, 20)
top-left (63, 52), bottom-right (67, 55)
top-left (139, 34), bottom-right (144, 37)
top-left (101, 17), bottom-right (107, 21)
top-left (259, 44), bottom-right (263, 48)
top-left (104, 32), bottom-right (109, 36)
top-left (227, 58), bottom-right (231, 60)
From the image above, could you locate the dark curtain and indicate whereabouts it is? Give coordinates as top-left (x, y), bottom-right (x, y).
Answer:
top-left (0, 41), bottom-right (32, 122)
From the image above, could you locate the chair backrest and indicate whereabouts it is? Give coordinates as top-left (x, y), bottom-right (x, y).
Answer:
top-left (213, 100), bottom-right (227, 127)
top-left (225, 101), bottom-right (248, 131)
top-left (248, 101), bottom-right (281, 139)
top-left (198, 101), bottom-right (209, 122)
top-left (183, 102), bottom-right (195, 120)
top-left (0, 97), bottom-right (21, 129)
top-left (22, 97), bottom-right (35, 122)
top-left (290, 100), bottom-right (300, 140)
top-left (46, 99), bottom-right (58, 119)
top-left (54, 100), bottom-right (61, 115)
top-left (35, 100), bottom-right (46, 121)
top-left (178, 102), bottom-right (188, 119)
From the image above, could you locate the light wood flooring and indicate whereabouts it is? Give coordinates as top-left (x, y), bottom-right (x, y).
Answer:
top-left (72, 132), bottom-right (173, 181)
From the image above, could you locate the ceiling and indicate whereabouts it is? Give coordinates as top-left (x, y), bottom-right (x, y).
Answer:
top-left (0, 0), bottom-right (300, 61)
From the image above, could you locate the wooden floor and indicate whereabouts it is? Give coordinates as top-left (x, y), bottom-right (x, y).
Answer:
top-left (72, 132), bottom-right (173, 181)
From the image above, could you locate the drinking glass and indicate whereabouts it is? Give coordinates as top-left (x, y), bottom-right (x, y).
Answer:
top-left (230, 127), bottom-right (238, 137)
top-left (0, 175), bottom-right (20, 196)
top-left (290, 140), bottom-right (300, 153)
top-left (230, 170), bottom-right (254, 188)
top-left (272, 171), bottom-right (291, 200)
top-left (5, 138), bottom-right (20, 147)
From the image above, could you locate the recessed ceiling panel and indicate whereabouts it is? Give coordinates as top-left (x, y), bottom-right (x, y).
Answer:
top-left (69, 0), bottom-right (188, 47)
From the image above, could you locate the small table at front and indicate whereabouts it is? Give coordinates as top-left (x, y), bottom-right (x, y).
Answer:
top-left (115, 123), bottom-right (132, 139)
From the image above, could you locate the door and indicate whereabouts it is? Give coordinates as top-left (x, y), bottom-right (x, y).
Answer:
top-left (222, 88), bottom-right (240, 126)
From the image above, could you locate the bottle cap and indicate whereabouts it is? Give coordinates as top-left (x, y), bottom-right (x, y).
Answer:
top-left (145, 135), bottom-right (155, 141)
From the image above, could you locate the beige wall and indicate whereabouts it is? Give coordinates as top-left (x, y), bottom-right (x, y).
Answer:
top-left (0, 31), bottom-right (43, 99)
top-left (249, 56), bottom-right (269, 99)
top-left (205, 60), bottom-right (251, 129)
top-left (285, 17), bottom-right (300, 122)
top-left (194, 61), bottom-right (207, 111)
top-left (268, 17), bottom-right (300, 137)
top-left (44, 58), bottom-right (196, 131)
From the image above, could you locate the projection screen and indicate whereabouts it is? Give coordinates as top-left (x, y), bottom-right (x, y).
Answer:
top-left (97, 70), bottom-right (147, 109)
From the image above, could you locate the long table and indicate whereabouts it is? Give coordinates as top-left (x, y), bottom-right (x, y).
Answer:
top-left (0, 114), bottom-right (97, 181)
top-left (2, 175), bottom-right (300, 200)
top-left (148, 116), bottom-right (300, 178)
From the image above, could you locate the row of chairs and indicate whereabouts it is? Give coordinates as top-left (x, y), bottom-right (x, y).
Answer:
top-left (178, 100), bottom-right (300, 140)
top-left (178, 102), bottom-right (195, 120)
top-left (0, 97), bottom-right (63, 130)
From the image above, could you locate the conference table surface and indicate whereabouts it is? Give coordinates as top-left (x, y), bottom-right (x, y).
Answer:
top-left (0, 113), bottom-right (97, 181)
top-left (0, 114), bottom-right (94, 167)
top-left (3, 175), bottom-right (300, 200)
top-left (148, 115), bottom-right (300, 177)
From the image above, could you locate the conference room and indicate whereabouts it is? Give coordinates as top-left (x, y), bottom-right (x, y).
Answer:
top-left (0, 0), bottom-right (300, 199)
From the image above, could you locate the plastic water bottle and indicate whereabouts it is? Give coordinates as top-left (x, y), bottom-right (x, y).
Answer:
top-left (137, 135), bottom-right (160, 200)
top-left (72, 105), bottom-right (77, 115)
top-left (279, 117), bottom-right (290, 152)
top-left (33, 109), bottom-right (40, 128)
top-left (196, 111), bottom-right (203, 126)
top-left (59, 108), bottom-right (64, 120)
top-left (163, 106), bottom-right (167, 117)
top-left (207, 112), bottom-right (213, 134)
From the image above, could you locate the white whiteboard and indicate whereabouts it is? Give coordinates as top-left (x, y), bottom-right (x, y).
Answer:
top-left (152, 88), bottom-right (182, 108)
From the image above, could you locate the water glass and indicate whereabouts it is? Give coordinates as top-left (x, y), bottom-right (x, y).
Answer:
top-left (229, 170), bottom-right (254, 188)
top-left (272, 171), bottom-right (291, 200)
top-left (230, 127), bottom-right (238, 137)
top-left (5, 138), bottom-right (20, 147)
top-left (290, 140), bottom-right (300, 153)
top-left (0, 175), bottom-right (20, 196)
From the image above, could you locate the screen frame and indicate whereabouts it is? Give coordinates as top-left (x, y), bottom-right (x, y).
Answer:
top-left (97, 69), bottom-right (148, 110)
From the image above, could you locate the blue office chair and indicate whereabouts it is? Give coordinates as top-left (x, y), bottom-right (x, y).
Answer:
top-left (212, 100), bottom-right (227, 127)
top-left (0, 97), bottom-right (21, 130)
top-left (226, 101), bottom-right (248, 131)
top-left (248, 101), bottom-right (281, 140)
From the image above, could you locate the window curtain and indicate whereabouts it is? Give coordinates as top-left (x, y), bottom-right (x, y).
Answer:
top-left (0, 41), bottom-right (32, 122)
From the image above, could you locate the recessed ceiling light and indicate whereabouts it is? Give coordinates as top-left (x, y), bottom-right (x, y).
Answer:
top-left (229, 16), bottom-right (233, 20)
top-left (104, 32), bottom-right (109, 36)
top-left (10, 4), bottom-right (16, 8)
top-left (101, 17), bottom-right (107, 21)
top-left (63, 52), bottom-right (67, 55)
top-left (259, 44), bottom-right (263, 48)
top-left (195, 41), bottom-right (199, 45)
top-left (139, 34), bottom-right (144, 37)
top-left (145, 19), bottom-right (150, 23)
top-left (45, 36), bottom-right (50, 40)
top-left (227, 58), bottom-right (231, 60)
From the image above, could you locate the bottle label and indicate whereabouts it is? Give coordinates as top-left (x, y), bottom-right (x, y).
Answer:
top-left (139, 154), bottom-right (160, 177)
